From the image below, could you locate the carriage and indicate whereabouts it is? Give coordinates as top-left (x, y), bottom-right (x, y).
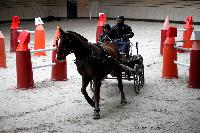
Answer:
top-left (90, 41), bottom-right (145, 94)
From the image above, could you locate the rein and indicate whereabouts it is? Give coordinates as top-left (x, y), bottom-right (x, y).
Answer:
top-left (74, 43), bottom-right (109, 67)
top-left (58, 31), bottom-right (118, 67)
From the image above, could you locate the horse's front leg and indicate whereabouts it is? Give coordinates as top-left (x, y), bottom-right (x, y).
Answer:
top-left (116, 71), bottom-right (127, 106)
top-left (81, 76), bottom-right (95, 107)
top-left (92, 77), bottom-right (101, 119)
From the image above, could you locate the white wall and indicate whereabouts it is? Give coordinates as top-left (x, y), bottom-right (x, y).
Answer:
top-left (86, 0), bottom-right (200, 22)
top-left (0, 0), bottom-right (200, 22)
top-left (0, 0), bottom-right (67, 21)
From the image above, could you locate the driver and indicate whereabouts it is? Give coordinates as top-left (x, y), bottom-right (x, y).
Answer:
top-left (110, 16), bottom-right (134, 54)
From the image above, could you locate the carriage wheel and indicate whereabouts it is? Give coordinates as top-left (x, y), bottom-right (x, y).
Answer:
top-left (139, 64), bottom-right (145, 87)
top-left (134, 74), bottom-right (140, 94)
top-left (90, 81), bottom-right (94, 92)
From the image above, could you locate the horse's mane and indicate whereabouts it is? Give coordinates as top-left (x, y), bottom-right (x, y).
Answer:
top-left (67, 31), bottom-right (88, 43)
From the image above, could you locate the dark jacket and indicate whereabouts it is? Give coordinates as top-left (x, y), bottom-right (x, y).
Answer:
top-left (110, 24), bottom-right (134, 41)
top-left (98, 33), bottom-right (111, 44)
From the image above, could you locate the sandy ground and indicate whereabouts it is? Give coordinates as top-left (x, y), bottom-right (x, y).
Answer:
top-left (0, 19), bottom-right (200, 133)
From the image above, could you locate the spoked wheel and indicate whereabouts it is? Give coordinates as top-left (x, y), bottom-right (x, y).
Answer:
top-left (134, 74), bottom-right (140, 94)
top-left (90, 81), bottom-right (94, 92)
top-left (139, 64), bottom-right (145, 87)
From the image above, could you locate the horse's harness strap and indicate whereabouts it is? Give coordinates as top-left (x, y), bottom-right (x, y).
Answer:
top-left (74, 43), bottom-right (113, 67)
top-left (59, 36), bottom-right (73, 54)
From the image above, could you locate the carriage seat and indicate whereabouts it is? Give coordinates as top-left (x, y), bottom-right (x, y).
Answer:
top-left (112, 39), bottom-right (130, 54)
top-left (112, 39), bottom-right (130, 62)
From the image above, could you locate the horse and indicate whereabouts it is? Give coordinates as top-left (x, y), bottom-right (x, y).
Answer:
top-left (56, 28), bottom-right (127, 119)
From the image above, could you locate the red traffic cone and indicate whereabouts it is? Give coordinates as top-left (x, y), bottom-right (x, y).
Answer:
top-left (160, 16), bottom-right (170, 55)
top-left (10, 16), bottom-right (20, 52)
top-left (0, 31), bottom-right (6, 68)
top-left (51, 26), bottom-right (67, 81)
top-left (188, 31), bottom-right (200, 88)
top-left (16, 31), bottom-right (34, 89)
top-left (183, 16), bottom-right (194, 49)
top-left (162, 26), bottom-right (178, 78)
top-left (98, 13), bottom-right (107, 22)
top-left (11, 16), bottom-right (20, 29)
top-left (96, 13), bottom-right (107, 44)
top-left (184, 16), bottom-right (193, 29)
top-left (188, 50), bottom-right (200, 88)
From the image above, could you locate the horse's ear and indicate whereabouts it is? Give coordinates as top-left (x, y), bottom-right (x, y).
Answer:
top-left (59, 27), bottom-right (65, 35)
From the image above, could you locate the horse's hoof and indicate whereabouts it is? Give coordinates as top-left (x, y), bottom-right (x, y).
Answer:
top-left (93, 111), bottom-right (100, 119)
top-left (121, 99), bottom-right (127, 106)
top-left (93, 113), bottom-right (100, 119)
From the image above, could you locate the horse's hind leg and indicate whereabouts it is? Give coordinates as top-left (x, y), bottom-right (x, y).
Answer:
top-left (93, 77), bottom-right (101, 119)
top-left (81, 76), bottom-right (95, 107)
top-left (116, 71), bottom-right (127, 105)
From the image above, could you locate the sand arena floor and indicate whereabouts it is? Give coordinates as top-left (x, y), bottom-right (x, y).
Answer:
top-left (0, 19), bottom-right (200, 133)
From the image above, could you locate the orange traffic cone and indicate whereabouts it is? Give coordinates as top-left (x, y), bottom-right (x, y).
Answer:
top-left (34, 24), bottom-right (46, 56)
top-left (51, 26), bottom-right (67, 81)
top-left (162, 26), bottom-right (178, 78)
top-left (163, 16), bottom-right (170, 30)
top-left (183, 16), bottom-right (194, 49)
top-left (53, 26), bottom-right (60, 47)
top-left (160, 16), bottom-right (170, 55)
top-left (0, 31), bottom-right (6, 68)
top-left (16, 31), bottom-right (34, 89)
top-left (96, 13), bottom-right (107, 44)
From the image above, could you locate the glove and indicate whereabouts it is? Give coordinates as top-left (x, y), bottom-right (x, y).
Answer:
top-left (123, 34), bottom-right (129, 39)
top-left (102, 35), bottom-right (108, 41)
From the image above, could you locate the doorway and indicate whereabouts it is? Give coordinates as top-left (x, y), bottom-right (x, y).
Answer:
top-left (67, 0), bottom-right (77, 19)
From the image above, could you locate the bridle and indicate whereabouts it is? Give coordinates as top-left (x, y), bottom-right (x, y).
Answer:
top-left (56, 35), bottom-right (73, 56)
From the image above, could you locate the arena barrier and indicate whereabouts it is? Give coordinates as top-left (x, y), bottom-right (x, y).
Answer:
top-left (17, 30), bottom-right (35, 34)
top-left (30, 47), bottom-right (57, 69)
top-left (162, 26), bottom-right (200, 88)
top-left (16, 28), bottom-right (67, 89)
top-left (10, 16), bottom-right (46, 56)
top-left (173, 23), bottom-right (192, 66)
top-left (160, 16), bottom-right (192, 55)
top-left (173, 45), bottom-right (190, 67)
top-left (0, 31), bottom-right (6, 68)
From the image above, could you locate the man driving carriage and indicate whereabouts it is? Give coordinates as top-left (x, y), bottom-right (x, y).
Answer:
top-left (110, 16), bottom-right (134, 54)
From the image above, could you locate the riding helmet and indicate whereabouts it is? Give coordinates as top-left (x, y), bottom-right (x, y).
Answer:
top-left (103, 24), bottom-right (111, 30)
top-left (116, 16), bottom-right (125, 21)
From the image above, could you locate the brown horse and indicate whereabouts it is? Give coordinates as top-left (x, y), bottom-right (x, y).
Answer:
top-left (56, 28), bottom-right (127, 119)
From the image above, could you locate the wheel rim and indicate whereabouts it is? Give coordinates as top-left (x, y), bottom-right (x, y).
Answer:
top-left (134, 75), bottom-right (140, 94)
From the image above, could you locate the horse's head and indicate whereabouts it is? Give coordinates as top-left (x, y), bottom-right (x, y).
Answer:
top-left (56, 28), bottom-right (73, 61)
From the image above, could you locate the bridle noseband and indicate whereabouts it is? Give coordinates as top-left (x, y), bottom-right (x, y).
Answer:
top-left (57, 36), bottom-right (73, 56)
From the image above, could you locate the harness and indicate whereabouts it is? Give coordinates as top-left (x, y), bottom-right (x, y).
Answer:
top-left (58, 32), bottom-right (119, 68)
top-left (74, 43), bottom-right (111, 67)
